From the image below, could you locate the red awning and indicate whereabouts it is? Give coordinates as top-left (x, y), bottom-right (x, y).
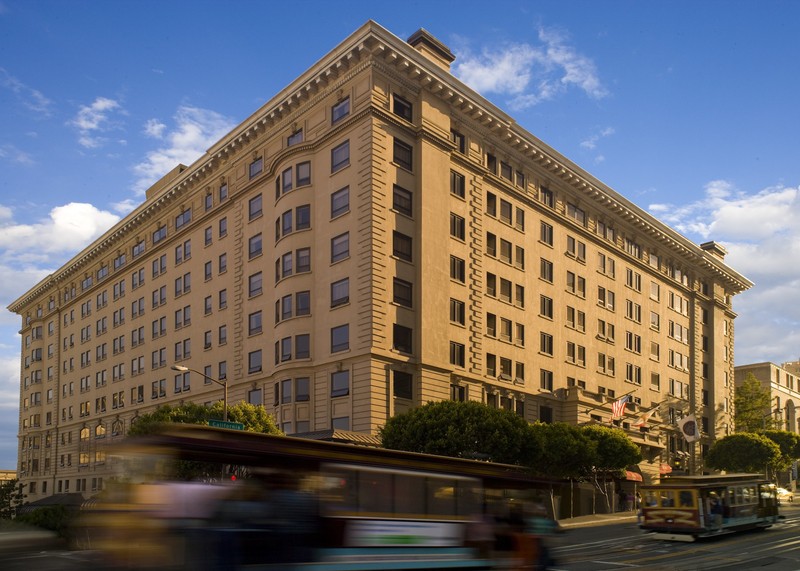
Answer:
top-left (659, 463), bottom-right (673, 475)
top-left (625, 470), bottom-right (643, 482)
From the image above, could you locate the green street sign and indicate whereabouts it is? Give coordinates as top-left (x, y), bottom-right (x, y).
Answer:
top-left (208, 419), bottom-right (245, 430)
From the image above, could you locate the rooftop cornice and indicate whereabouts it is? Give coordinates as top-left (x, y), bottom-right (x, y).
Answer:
top-left (8, 21), bottom-right (752, 314)
top-left (361, 22), bottom-right (752, 294)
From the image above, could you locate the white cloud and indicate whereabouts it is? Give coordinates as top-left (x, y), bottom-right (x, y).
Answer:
top-left (454, 26), bottom-right (608, 110)
top-left (0, 67), bottom-right (53, 116)
top-left (132, 105), bottom-right (236, 195)
top-left (580, 127), bottom-right (615, 150)
top-left (648, 181), bottom-right (800, 365)
top-left (0, 202), bottom-right (120, 265)
top-left (144, 118), bottom-right (167, 139)
top-left (69, 96), bottom-right (126, 149)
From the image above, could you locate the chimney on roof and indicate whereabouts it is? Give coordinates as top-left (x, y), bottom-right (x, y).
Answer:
top-left (700, 241), bottom-right (727, 260)
top-left (407, 28), bottom-right (455, 71)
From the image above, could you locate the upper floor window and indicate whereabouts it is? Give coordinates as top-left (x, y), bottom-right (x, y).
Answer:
top-left (450, 129), bottom-right (465, 153)
top-left (287, 129), bottom-right (303, 146)
top-left (249, 195), bottom-right (263, 220)
top-left (393, 138), bottom-right (413, 171)
top-left (175, 208), bottom-right (192, 230)
top-left (393, 94), bottom-right (413, 121)
top-left (152, 225), bottom-right (167, 244)
top-left (249, 157), bottom-right (263, 179)
top-left (450, 171), bottom-right (465, 198)
top-left (332, 140), bottom-right (350, 172)
top-left (332, 97), bottom-right (350, 124)
top-left (393, 231), bottom-right (412, 262)
top-left (393, 185), bottom-right (412, 216)
top-left (331, 186), bottom-right (349, 218)
top-left (132, 240), bottom-right (145, 258)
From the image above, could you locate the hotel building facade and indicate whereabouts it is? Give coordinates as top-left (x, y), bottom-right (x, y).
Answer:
top-left (9, 21), bottom-right (752, 499)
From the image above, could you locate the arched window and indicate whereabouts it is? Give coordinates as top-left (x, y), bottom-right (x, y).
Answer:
top-left (95, 423), bottom-right (106, 438)
top-left (80, 427), bottom-right (90, 441)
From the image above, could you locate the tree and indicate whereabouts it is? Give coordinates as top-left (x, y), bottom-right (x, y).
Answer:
top-left (0, 479), bottom-right (26, 520)
top-left (706, 433), bottom-right (781, 474)
top-left (758, 430), bottom-right (800, 479)
top-left (735, 373), bottom-right (774, 432)
top-left (579, 425), bottom-right (642, 513)
top-left (379, 400), bottom-right (532, 464)
top-left (127, 401), bottom-right (282, 436)
top-left (527, 422), bottom-right (592, 479)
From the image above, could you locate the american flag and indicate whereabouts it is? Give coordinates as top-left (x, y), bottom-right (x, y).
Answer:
top-left (611, 395), bottom-right (630, 419)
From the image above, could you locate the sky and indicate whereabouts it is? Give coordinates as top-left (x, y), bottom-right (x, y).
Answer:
top-left (1, 0), bottom-right (799, 469)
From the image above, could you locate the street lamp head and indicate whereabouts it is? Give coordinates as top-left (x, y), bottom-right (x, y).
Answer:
top-left (171, 365), bottom-right (189, 372)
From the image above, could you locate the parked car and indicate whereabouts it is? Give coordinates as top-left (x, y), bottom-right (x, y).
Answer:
top-left (777, 487), bottom-right (794, 503)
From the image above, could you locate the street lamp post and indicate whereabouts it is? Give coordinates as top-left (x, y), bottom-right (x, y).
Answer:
top-left (171, 364), bottom-right (228, 421)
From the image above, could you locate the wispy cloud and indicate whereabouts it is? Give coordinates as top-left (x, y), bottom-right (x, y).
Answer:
top-left (453, 26), bottom-right (608, 110)
top-left (0, 143), bottom-right (34, 165)
top-left (0, 67), bottom-right (53, 117)
top-left (69, 96), bottom-right (126, 149)
top-left (649, 181), bottom-right (800, 365)
top-left (132, 105), bottom-right (236, 194)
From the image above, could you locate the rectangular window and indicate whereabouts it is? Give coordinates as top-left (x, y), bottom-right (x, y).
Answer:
top-left (248, 350), bottom-right (262, 373)
top-left (393, 185), bottom-right (413, 216)
top-left (249, 233), bottom-right (263, 259)
top-left (540, 259), bottom-right (554, 282)
top-left (331, 324), bottom-right (349, 353)
top-left (249, 272), bottom-right (263, 297)
top-left (249, 157), bottom-right (263, 179)
top-left (296, 161), bottom-right (311, 186)
top-left (331, 232), bottom-right (350, 262)
top-left (249, 311), bottom-right (262, 335)
top-left (332, 140), bottom-right (350, 172)
top-left (450, 213), bottom-right (465, 240)
top-left (331, 370), bottom-right (350, 397)
top-left (249, 195), bottom-right (263, 220)
top-left (332, 97), bottom-right (350, 123)
top-left (393, 370), bottom-right (413, 400)
top-left (393, 94), bottom-right (413, 121)
top-left (450, 129), bottom-right (466, 153)
top-left (393, 231), bottom-right (413, 262)
top-left (450, 170), bottom-right (465, 198)
top-left (393, 138), bottom-right (413, 170)
top-left (331, 186), bottom-right (349, 217)
top-left (393, 324), bottom-right (413, 354)
top-left (393, 278), bottom-right (412, 308)
top-left (450, 342), bottom-right (465, 367)
top-left (449, 298), bottom-right (465, 325)
top-left (450, 256), bottom-right (465, 283)
top-left (287, 129), bottom-right (303, 146)
top-left (331, 278), bottom-right (350, 307)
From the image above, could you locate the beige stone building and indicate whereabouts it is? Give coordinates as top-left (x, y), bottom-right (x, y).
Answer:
top-left (9, 21), bottom-right (752, 500)
top-left (735, 361), bottom-right (800, 433)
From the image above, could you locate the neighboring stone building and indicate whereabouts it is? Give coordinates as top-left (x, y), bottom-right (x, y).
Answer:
top-left (9, 21), bottom-right (752, 500)
top-left (735, 361), bottom-right (800, 432)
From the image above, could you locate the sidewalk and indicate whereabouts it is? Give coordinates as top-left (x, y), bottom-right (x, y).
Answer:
top-left (558, 510), bottom-right (639, 529)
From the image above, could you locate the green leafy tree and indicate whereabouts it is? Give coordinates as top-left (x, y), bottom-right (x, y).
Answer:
top-left (127, 401), bottom-right (282, 436)
top-left (527, 422), bottom-right (593, 479)
top-left (735, 373), bottom-right (774, 432)
top-left (706, 433), bottom-right (781, 474)
top-left (379, 400), bottom-right (532, 464)
top-left (0, 479), bottom-right (26, 520)
top-left (579, 425), bottom-right (642, 513)
top-left (758, 430), bottom-right (800, 478)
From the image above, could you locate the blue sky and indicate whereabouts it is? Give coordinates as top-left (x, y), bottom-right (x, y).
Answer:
top-left (1, 0), bottom-right (799, 469)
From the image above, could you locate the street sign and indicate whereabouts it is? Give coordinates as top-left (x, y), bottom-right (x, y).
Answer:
top-left (208, 419), bottom-right (245, 430)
